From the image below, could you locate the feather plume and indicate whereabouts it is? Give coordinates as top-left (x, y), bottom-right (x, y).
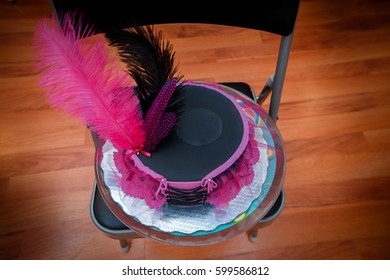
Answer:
top-left (105, 25), bottom-right (183, 117)
top-left (143, 78), bottom-right (178, 152)
top-left (34, 14), bottom-right (145, 151)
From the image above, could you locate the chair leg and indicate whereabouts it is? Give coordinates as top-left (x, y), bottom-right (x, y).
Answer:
top-left (119, 239), bottom-right (130, 253)
top-left (248, 229), bottom-right (258, 243)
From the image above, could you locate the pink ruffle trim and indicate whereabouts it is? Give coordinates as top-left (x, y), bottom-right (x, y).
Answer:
top-left (113, 120), bottom-right (259, 209)
top-left (207, 121), bottom-right (260, 207)
top-left (114, 151), bottom-right (164, 209)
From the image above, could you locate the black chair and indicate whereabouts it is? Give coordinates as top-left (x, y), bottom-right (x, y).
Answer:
top-left (51, 0), bottom-right (300, 252)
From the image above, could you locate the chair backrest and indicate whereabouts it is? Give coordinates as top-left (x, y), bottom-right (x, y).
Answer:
top-left (51, 1), bottom-right (299, 36)
top-left (50, 0), bottom-right (300, 121)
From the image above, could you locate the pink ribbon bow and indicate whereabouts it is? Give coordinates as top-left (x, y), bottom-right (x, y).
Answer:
top-left (125, 145), bottom-right (151, 158)
top-left (155, 178), bottom-right (169, 199)
top-left (201, 178), bottom-right (218, 193)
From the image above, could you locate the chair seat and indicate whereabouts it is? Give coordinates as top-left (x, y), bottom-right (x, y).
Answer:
top-left (92, 183), bottom-right (128, 230)
top-left (91, 182), bottom-right (284, 232)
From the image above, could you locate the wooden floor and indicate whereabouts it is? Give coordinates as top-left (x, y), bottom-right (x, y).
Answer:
top-left (1, 0), bottom-right (390, 260)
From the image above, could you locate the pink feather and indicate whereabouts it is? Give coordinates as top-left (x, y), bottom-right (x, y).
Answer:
top-left (34, 14), bottom-right (145, 150)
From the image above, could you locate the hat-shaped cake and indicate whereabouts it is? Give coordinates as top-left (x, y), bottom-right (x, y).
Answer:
top-left (35, 13), bottom-right (278, 210)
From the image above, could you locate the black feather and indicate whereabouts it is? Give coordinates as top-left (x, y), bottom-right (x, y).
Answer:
top-left (105, 25), bottom-right (184, 117)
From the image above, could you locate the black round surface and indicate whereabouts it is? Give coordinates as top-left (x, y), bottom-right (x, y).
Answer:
top-left (175, 108), bottom-right (223, 146)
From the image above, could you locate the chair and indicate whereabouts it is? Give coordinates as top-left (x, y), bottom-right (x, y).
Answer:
top-left (51, 0), bottom-right (300, 252)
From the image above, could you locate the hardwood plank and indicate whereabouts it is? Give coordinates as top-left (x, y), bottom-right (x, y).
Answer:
top-left (168, 29), bottom-right (262, 52)
top-left (284, 58), bottom-right (390, 81)
top-left (144, 234), bottom-right (250, 260)
top-left (177, 55), bottom-right (275, 81)
top-left (285, 151), bottom-right (390, 186)
top-left (364, 128), bottom-right (390, 149)
top-left (0, 188), bottom-right (91, 235)
top-left (0, 111), bottom-right (86, 155)
top-left (175, 43), bottom-right (279, 65)
top-left (288, 42), bottom-right (390, 69)
top-left (291, 24), bottom-right (390, 51)
top-left (0, 167), bottom-right (94, 234)
top-left (144, 237), bottom-right (362, 260)
top-left (280, 93), bottom-right (377, 120)
top-left (284, 176), bottom-right (390, 208)
top-left (369, 90), bottom-right (390, 107)
top-left (0, 76), bottom-right (41, 95)
top-left (17, 218), bottom-right (145, 260)
top-left (0, 19), bottom-right (39, 33)
top-left (1, 166), bottom-right (94, 203)
top-left (285, 132), bottom-right (370, 161)
top-left (0, 32), bottom-right (34, 48)
top-left (0, 0), bottom-right (51, 19)
top-left (280, 74), bottom-right (390, 104)
top-left (0, 89), bottom-right (50, 113)
top-left (222, 240), bottom-right (361, 260)
top-left (0, 62), bottom-right (37, 78)
top-left (296, 0), bottom-right (390, 28)
top-left (258, 201), bottom-right (390, 250)
top-left (0, 46), bottom-right (36, 63)
top-left (0, 230), bottom-right (23, 260)
top-left (158, 24), bottom-right (259, 39)
top-left (278, 107), bottom-right (390, 141)
top-left (0, 144), bottom-right (94, 178)
top-left (356, 235), bottom-right (390, 260)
